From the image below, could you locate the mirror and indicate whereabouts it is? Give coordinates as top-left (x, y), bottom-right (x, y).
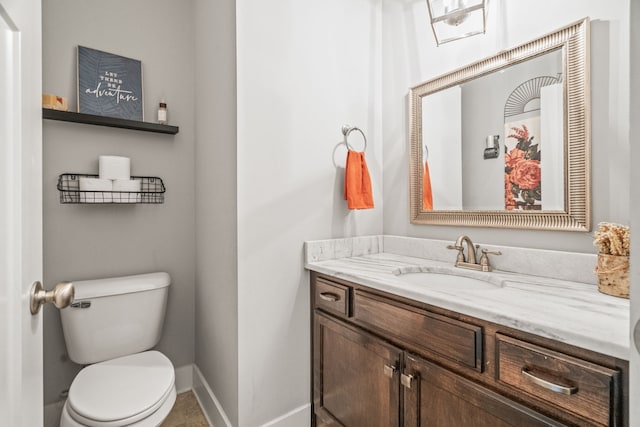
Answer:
top-left (409, 18), bottom-right (590, 231)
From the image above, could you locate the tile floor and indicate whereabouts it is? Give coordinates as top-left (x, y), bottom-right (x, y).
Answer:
top-left (161, 391), bottom-right (209, 427)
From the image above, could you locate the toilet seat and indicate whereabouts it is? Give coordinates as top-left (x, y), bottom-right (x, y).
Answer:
top-left (63, 351), bottom-right (175, 427)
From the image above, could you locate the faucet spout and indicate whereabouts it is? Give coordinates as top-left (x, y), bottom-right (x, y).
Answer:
top-left (455, 235), bottom-right (477, 265)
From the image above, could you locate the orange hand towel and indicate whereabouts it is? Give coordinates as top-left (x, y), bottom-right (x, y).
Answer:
top-left (423, 159), bottom-right (433, 210)
top-left (344, 150), bottom-right (374, 209)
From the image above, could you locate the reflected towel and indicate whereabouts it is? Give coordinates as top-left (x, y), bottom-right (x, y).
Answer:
top-left (422, 159), bottom-right (433, 210)
top-left (344, 150), bottom-right (374, 210)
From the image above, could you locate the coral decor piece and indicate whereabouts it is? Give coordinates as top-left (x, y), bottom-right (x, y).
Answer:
top-left (504, 120), bottom-right (542, 210)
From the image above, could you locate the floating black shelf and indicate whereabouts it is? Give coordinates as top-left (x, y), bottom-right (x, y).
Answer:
top-left (43, 109), bottom-right (179, 135)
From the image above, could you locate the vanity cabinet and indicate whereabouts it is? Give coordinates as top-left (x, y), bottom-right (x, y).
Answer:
top-left (310, 272), bottom-right (628, 427)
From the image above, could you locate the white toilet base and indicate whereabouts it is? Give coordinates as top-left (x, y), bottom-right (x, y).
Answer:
top-left (60, 384), bottom-right (176, 427)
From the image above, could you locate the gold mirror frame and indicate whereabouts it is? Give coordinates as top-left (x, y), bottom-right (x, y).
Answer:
top-left (409, 18), bottom-right (590, 231)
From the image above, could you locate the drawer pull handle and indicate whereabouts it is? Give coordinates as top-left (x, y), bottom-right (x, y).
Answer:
top-left (521, 369), bottom-right (578, 395)
top-left (319, 292), bottom-right (341, 302)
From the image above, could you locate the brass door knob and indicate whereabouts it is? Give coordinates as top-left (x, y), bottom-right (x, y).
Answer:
top-left (29, 281), bottom-right (74, 315)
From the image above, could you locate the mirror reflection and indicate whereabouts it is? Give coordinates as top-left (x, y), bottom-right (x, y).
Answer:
top-left (422, 49), bottom-right (564, 211)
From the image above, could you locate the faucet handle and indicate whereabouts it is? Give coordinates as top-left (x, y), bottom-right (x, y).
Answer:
top-left (479, 248), bottom-right (502, 271)
top-left (447, 244), bottom-right (465, 263)
top-left (481, 248), bottom-right (502, 256)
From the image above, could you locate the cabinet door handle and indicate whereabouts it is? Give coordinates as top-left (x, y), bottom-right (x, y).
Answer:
top-left (383, 364), bottom-right (397, 378)
top-left (401, 373), bottom-right (415, 389)
top-left (318, 292), bottom-right (340, 302)
top-left (521, 368), bottom-right (578, 395)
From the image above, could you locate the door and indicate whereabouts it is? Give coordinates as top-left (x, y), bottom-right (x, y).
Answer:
top-left (313, 313), bottom-right (402, 427)
top-left (0, 0), bottom-right (43, 425)
top-left (402, 354), bottom-right (566, 427)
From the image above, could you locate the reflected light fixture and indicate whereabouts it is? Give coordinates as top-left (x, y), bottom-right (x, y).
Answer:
top-left (426, 0), bottom-right (488, 46)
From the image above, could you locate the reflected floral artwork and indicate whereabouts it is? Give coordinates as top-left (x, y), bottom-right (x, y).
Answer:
top-left (504, 118), bottom-right (541, 210)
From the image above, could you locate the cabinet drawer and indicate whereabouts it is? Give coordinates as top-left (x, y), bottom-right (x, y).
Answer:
top-left (354, 291), bottom-right (482, 371)
top-left (496, 334), bottom-right (620, 426)
top-left (314, 278), bottom-right (350, 317)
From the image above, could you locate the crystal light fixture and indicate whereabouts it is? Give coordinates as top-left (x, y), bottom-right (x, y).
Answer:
top-left (426, 0), bottom-right (488, 45)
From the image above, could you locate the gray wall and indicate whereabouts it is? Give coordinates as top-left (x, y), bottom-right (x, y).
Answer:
top-left (194, 0), bottom-right (384, 424)
top-left (194, 0), bottom-right (239, 425)
top-left (42, 0), bottom-right (196, 414)
top-left (383, 1), bottom-right (630, 253)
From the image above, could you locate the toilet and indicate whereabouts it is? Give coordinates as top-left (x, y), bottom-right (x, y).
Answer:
top-left (59, 272), bottom-right (176, 427)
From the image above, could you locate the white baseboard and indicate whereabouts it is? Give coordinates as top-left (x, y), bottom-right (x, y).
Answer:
top-left (260, 404), bottom-right (311, 427)
top-left (190, 363), bottom-right (310, 427)
top-left (192, 364), bottom-right (233, 427)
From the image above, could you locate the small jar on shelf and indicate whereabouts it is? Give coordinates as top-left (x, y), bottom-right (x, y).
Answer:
top-left (157, 99), bottom-right (168, 124)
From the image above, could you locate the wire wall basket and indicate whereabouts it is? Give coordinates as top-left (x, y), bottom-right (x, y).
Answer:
top-left (57, 173), bottom-right (166, 204)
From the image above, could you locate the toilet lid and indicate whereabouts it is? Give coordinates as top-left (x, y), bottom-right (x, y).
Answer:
top-left (68, 351), bottom-right (175, 425)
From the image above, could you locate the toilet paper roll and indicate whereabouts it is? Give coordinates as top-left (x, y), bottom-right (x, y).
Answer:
top-left (79, 178), bottom-right (113, 203)
top-left (113, 179), bottom-right (142, 203)
top-left (99, 156), bottom-right (131, 180)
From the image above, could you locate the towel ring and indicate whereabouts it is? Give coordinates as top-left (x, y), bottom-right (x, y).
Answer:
top-left (342, 125), bottom-right (368, 152)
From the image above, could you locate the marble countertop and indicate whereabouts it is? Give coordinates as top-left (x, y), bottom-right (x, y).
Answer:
top-left (306, 251), bottom-right (630, 360)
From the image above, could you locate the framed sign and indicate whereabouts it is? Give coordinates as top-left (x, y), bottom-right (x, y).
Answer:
top-left (77, 46), bottom-right (144, 121)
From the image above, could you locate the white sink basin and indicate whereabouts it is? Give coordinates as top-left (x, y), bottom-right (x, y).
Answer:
top-left (393, 266), bottom-right (504, 291)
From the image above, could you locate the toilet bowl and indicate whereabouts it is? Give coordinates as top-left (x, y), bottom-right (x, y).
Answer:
top-left (59, 273), bottom-right (175, 427)
top-left (60, 351), bottom-right (176, 427)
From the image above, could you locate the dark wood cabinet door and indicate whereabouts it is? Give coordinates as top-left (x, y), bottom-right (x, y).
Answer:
top-left (314, 312), bottom-right (402, 427)
top-left (403, 354), bottom-right (567, 427)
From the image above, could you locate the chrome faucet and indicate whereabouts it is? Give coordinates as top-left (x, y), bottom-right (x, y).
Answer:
top-left (447, 235), bottom-right (501, 272)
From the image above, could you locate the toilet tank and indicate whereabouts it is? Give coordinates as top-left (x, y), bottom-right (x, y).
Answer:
top-left (60, 272), bottom-right (171, 364)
